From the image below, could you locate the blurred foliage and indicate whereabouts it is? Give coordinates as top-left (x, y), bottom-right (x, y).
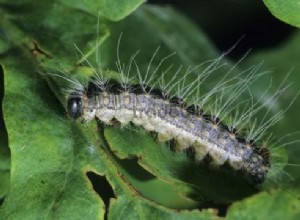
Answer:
top-left (0, 0), bottom-right (300, 219)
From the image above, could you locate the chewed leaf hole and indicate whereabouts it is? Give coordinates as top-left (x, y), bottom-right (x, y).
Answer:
top-left (86, 172), bottom-right (116, 219)
top-left (0, 197), bottom-right (4, 206)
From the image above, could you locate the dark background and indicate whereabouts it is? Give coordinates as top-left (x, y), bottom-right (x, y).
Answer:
top-left (148, 0), bottom-right (295, 59)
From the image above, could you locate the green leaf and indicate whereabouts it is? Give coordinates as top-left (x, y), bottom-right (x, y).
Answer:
top-left (0, 0), bottom-right (144, 22)
top-left (1, 50), bottom-right (105, 219)
top-left (263, 0), bottom-right (300, 28)
top-left (108, 195), bottom-right (220, 220)
top-left (0, 171), bottom-right (9, 198)
top-left (59, 0), bottom-right (145, 21)
top-left (104, 126), bottom-right (256, 204)
top-left (227, 190), bottom-right (300, 220)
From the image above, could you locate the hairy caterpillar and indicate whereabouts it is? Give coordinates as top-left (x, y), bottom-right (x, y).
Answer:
top-left (52, 36), bottom-right (295, 186)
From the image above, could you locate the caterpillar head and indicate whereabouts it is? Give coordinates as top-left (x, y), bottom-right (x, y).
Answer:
top-left (245, 147), bottom-right (271, 184)
top-left (67, 91), bottom-right (83, 119)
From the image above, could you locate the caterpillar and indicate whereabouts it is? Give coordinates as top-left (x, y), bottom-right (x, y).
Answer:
top-left (58, 38), bottom-right (292, 185)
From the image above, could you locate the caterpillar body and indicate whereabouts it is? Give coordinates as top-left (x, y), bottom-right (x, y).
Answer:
top-left (52, 28), bottom-right (295, 187)
top-left (65, 64), bottom-right (273, 184)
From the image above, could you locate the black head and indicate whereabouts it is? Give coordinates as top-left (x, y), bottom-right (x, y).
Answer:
top-left (67, 95), bottom-right (83, 119)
